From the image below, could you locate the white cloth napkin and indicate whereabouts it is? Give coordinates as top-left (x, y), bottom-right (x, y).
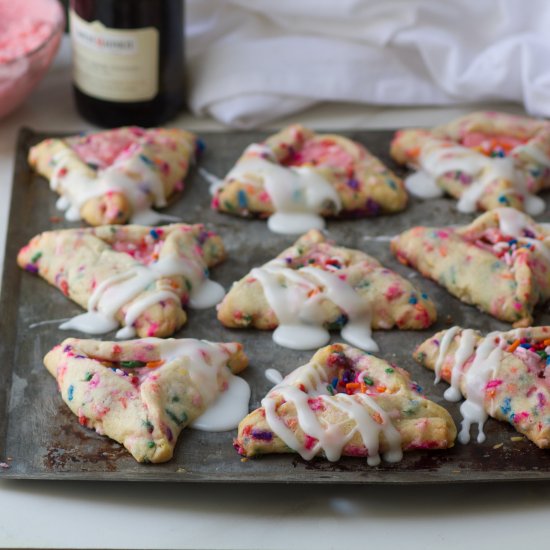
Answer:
top-left (186, 0), bottom-right (550, 128)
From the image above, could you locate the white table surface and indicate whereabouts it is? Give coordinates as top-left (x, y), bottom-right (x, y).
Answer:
top-left (0, 38), bottom-right (548, 550)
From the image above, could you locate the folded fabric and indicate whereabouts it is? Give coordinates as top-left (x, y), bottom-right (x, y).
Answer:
top-left (187, 0), bottom-right (550, 127)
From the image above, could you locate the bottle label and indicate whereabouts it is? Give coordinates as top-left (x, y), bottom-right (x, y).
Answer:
top-left (70, 10), bottom-right (159, 102)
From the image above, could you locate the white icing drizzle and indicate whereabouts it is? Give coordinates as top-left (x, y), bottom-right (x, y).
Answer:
top-left (61, 265), bottom-right (160, 335)
top-left (524, 195), bottom-right (546, 216)
top-left (146, 338), bottom-right (251, 432)
top-left (458, 332), bottom-right (505, 444)
top-left (265, 368), bottom-right (284, 386)
top-left (191, 375), bottom-right (250, 431)
top-left (188, 279), bottom-right (226, 309)
top-left (330, 393), bottom-right (403, 465)
top-left (433, 326), bottom-right (460, 384)
top-left (407, 139), bottom-right (545, 215)
top-left (251, 260), bottom-right (377, 352)
top-left (262, 362), bottom-right (402, 464)
top-left (513, 140), bottom-right (550, 168)
top-left (494, 208), bottom-right (550, 263)
top-left (29, 317), bottom-right (72, 329)
top-left (115, 289), bottom-right (181, 339)
top-left (50, 149), bottom-right (173, 224)
top-left (199, 167), bottom-right (225, 195)
top-left (497, 207), bottom-right (533, 236)
top-left (432, 327), bottom-right (511, 444)
top-left (406, 142), bottom-right (486, 205)
top-left (456, 157), bottom-right (515, 213)
top-left (56, 195), bottom-right (70, 210)
top-left (271, 324), bottom-right (330, 350)
top-left (301, 266), bottom-right (376, 352)
top-left (223, 144), bottom-right (342, 235)
top-left (442, 329), bottom-right (476, 402)
top-left (405, 170), bottom-right (444, 199)
top-left (59, 252), bottom-right (225, 337)
top-left (59, 311), bottom-right (119, 335)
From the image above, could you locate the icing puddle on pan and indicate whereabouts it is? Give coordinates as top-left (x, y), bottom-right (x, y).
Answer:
top-left (0, 127), bottom-right (549, 483)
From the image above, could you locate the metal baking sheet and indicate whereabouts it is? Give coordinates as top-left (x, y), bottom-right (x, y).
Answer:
top-left (1, 127), bottom-right (549, 483)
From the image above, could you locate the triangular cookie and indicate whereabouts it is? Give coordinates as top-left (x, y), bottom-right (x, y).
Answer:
top-left (414, 326), bottom-right (550, 448)
top-left (391, 111), bottom-right (550, 214)
top-left (29, 126), bottom-right (196, 226)
top-left (211, 124), bottom-right (407, 234)
top-left (18, 223), bottom-right (226, 338)
top-left (391, 207), bottom-right (550, 326)
top-left (235, 343), bottom-right (456, 463)
top-left (44, 337), bottom-right (249, 463)
top-left (217, 229), bottom-right (437, 351)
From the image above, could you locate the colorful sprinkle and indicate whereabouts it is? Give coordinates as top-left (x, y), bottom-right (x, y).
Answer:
top-left (237, 190), bottom-right (248, 209)
top-left (146, 360), bottom-right (165, 369)
top-left (251, 429), bottom-right (273, 441)
top-left (507, 339), bottom-right (521, 353)
top-left (120, 360), bottom-right (146, 368)
top-left (165, 409), bottom-right (188, 426)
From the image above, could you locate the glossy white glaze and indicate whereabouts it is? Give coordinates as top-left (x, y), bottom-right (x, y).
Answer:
top-left (189, 279), bottom-right (226, 309)
top-left (115, 289), bottom-right (181, 339)
top-left (149, 339), bottom-right (251, 432)
top-left (458, 332), bottom-right (505, 444)
top-left (273, 325), bottom-right (330, 350)
top-left (497, 207), bottom-right (536, 237)
top-left (251, 259), bottom-right (376, 351)
top-left (432, 327), bottom-right (516, 444)
top-left (262, 361), bottom-right (402, 464)
top-left (267, 212), bottom-right (326, 234)
top-left (264, 368), bottom-right (284, 386)
top-left (191, 374), bottom-right (251, 431)
top-left (433, 326), bottom-right (460, 384)
top-left (443, 328), bottom-right (476, 402)
top-left (224, 145), bottom-right (342, 234)
top-left (60, 248), bottom-right (224, 336)
top-left (301, 266), bottom-right (377, 352)
top-left (514, 140), bottom-right (550, 168)
top-left (456, 157), bottom-right (514, 213)
top-left (50, 149), bottom-right (170, 223)
top-left (199, 166), bottom-right (225, 195)
top-left (408, 139), bottom-right (546, 215)
top-left (404, 170), bottom-right (444, 199)
top-left (495, 208), bottom-right (550, 262)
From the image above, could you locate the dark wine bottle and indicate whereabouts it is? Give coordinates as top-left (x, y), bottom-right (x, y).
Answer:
top-left (69, 0), bottom-right (185, 127)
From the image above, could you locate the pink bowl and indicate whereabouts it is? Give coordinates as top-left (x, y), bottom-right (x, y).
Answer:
top-left (0, 0), bottom-right (65, 119)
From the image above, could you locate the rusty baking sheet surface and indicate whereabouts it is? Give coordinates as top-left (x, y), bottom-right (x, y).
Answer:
top-left (1, 127), bottom-right (549, 483)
